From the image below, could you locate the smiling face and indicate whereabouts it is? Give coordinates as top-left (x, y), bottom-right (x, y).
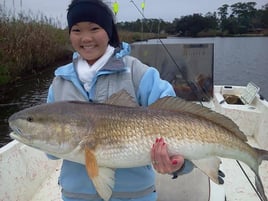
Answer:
top-left (70, 22), bottom-right (109, 65)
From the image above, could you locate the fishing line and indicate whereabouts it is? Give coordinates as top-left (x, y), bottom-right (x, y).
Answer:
top-left (129, 1), bottom-right (262, 200)
top-left (130, 0), bottom-right (145, 18)
top-left (129, 0), bottom-right (208, 104)
top-left (236, 160), bottom-right (264, 201)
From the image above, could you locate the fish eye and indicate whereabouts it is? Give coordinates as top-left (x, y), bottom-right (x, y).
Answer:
top-left (26, 116), bottom-right (33, 122)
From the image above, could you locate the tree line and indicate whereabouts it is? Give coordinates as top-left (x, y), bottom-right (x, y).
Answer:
top-left (117, 2), bottom-right (268, 37)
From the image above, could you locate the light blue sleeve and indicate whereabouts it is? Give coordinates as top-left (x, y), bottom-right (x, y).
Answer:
top-left (137, 67), bottom-right (176, 106)
top-left (46, 85), bottom-right (54, 103)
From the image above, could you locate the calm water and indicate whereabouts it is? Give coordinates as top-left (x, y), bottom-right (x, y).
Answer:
top-left (0, 68), bottom-right (56, 147)
top-left (0, 37), bottom-right (267, 147)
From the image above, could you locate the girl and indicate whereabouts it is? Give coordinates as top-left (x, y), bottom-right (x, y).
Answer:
top-left (47, 0), bottom-right (189, 200)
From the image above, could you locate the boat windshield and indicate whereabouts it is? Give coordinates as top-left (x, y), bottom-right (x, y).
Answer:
top-left (131, 41), bottom-right (214, 101)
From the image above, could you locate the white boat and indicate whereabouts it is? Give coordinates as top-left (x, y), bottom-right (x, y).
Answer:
top-left (0, 42), bottom-right (267, 201)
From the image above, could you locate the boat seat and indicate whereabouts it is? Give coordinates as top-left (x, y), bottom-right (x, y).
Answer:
top-left (241, 82), bottom-right (260, 104)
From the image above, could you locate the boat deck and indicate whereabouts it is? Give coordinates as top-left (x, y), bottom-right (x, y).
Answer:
top-left (29, 160), bottom-right (61, 201)
top-left (222, 137), bottom-right (268, 201)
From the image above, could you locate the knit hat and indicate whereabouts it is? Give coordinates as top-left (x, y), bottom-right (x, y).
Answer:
top-left (67, 0), bottom-right (120, 47)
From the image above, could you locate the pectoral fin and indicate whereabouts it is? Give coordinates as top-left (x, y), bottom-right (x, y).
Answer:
top-left (85, 147), bottom-right (115, 201)
top-left (192, 157), bottom-right (222, 184)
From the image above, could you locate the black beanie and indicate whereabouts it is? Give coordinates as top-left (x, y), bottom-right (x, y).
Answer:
top-left (67, 0), bottom-right (120, 47)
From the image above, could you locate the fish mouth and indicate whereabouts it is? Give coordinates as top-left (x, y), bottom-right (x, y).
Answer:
top-left (11, 126), bottom-right (22, 135)
top-left (10, 131), bottom-right (47, 154)
top-left (9, 131), bottom-right (28, 143)
top-left (9, 124), bottom-right (32, 143)
top-left (10, 129), bottom-right (74, 156)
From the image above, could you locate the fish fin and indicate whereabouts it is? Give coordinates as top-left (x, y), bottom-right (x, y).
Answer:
top-left (149, 96), bottom-right (247, 141)
top-left (105, 90), bottom-right (139, 107)
top-left (256, 148), bottom-right (268, 163)
top-left (85, 147), bottom-right (114, 201)
top-left (255, 174), bottom-right (268, 201)
top-left (192, 157), bottom-right (222, 184)
top-left (254, 148), bottom-right (268, 201)
top-left (93, 167), bottom-right (115, 201)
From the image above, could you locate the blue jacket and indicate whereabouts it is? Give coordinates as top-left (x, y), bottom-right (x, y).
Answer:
top-left (47, 42), bottom-right (176, 201)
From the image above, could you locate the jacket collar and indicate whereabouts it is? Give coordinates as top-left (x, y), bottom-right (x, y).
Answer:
top-left (55, 42), bottom-right (131, 79)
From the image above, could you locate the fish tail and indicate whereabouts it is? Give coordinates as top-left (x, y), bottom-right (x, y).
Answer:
top-left (254, 148), bottom-right (268, 201)
top-left (255, 174), bottom-right (267, 201)
top-left (256, 148), bottom-right (268, 164)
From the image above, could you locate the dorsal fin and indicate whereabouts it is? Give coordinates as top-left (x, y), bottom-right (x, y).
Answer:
top-left (149, 96), bottom-right (247, 141)
top-left (105, 90), bottom-right (139, 107)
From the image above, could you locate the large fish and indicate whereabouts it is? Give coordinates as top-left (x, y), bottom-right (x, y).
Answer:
top-left (8, 91), bottom-right (268, 201)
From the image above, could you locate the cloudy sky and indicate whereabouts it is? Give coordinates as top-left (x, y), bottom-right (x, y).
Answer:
top-left (1, 0), bottom-right (267, 27)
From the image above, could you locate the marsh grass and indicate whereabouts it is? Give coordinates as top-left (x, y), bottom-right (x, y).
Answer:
top-left (0, 4), bottom-right (166, 85)
top-left (0, 4), bottom-right (70, 85)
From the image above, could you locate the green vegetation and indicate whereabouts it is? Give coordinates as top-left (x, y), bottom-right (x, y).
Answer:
top-left (0, 5), bottom-right (70, 85)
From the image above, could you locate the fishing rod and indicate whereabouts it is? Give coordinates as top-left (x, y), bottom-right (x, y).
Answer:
top-left (128, 0), bottom-right (263, 200)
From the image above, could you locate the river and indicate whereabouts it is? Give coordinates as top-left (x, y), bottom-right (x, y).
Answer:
top-left (0, 37), bottom-right (267, 147)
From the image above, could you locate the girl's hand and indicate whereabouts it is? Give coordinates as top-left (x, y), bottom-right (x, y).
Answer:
top-left (151, 137), bottom-right (184, 174)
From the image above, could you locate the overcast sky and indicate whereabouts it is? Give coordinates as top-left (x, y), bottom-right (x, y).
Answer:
top-left (1, 0), bottom-right (267, 27)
